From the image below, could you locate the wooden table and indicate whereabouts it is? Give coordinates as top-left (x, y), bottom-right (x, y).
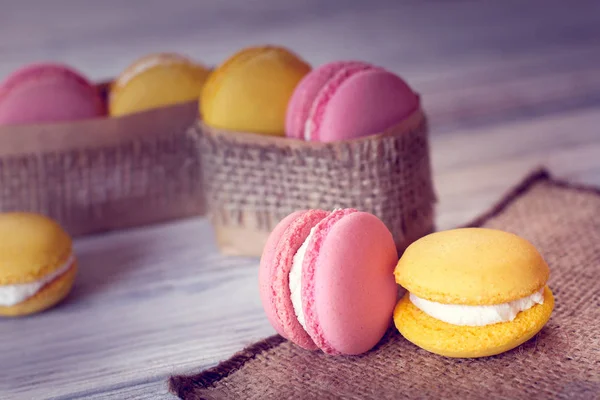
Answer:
top-left (2, 1), bottom-right (599, 398)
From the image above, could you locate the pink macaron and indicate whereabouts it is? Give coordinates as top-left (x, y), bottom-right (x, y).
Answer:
top-left (285, 61), bottom-right (419, 142)
top-left (0, 63), bottom-right (105, 126)
top-left (259, 208), bottom-right (398, 355)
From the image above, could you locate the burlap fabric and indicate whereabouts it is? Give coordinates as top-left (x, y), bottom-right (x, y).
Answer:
top-left (196, 109), bottom-right (437, 257)
top-left (169, 170), bottom-right (600, 400)
top-left (0, 85), bottom-right (203, 236)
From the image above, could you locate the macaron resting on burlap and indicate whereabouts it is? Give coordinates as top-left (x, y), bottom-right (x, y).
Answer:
top-left (0, 213), bottom-right (77, 317)
top-left (393, 227), bottom-right (554, 358)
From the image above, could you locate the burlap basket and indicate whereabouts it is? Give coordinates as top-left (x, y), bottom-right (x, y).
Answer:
top-left (195, 108), bottom-right (437, 257)
top-left (0, 83), bottom-right (203, 236)
top-left (169, 170), bottom-right (600, 400)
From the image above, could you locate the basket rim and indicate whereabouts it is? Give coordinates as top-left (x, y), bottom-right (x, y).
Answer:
top-left (197, 106), bottom-right (426, 149)
top-left (0, 100), bottom-right (198, 156)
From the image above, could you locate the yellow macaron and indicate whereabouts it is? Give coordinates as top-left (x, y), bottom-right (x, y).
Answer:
top-left (0, 213), bottom-right (77, 317)
top-left (109, 52), bottom-right (211, 117)
top-left (393, 227), bottom-right (554, 358)
top-left (200, 45), bottom-right (311, 136)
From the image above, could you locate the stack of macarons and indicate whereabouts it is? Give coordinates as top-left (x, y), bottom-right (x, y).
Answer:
top-left (200, 45), bottom-right (420, 142)
top-left (259, 213), bottom-right (554, 358)
top-left (0, 52), bottom-right (211, 126)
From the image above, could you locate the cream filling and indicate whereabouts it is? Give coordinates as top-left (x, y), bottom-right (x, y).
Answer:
top-left (288, 226), bottom-right (318, 330)
top-left (0, 254), bottom-right (75, 307)
top-left (303, 119), bottom-right (315, 141)
top-left (409, 287), bottom-right (545, 326)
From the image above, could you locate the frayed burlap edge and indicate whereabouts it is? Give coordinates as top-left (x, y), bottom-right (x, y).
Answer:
top-left (168, 167), bottom-right (599, 398)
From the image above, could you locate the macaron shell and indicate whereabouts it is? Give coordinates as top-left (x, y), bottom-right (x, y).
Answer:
top-left (312, 69), bottom-right (418, 142)
top-left (259, 210), bottom-right (329, 350)
top-left (109, 54), bottom-right (210, 116)
top-left (111, 53), bottom-right (196, 89)
top-left (200, 46), bottom-right (265, 104)
top-left (394, 286), bottom-right (554, 358)
top-left (201, 46), bottom-right (311, 135)
top-left (0, 64), bottom-right (104, 125)
top-left (0, 63), bottom-right (96, 98)
top-left (259, 210), bottom-right (306, 338)
top-left (268, 210), bottom-right (329, 350)
top-left (285, 61), bottom-right (370, 139)
top-left (0, 213), bottom-right (73, 285)
top-left (0, 261), bottom-right (77, 317)
top-left (302, 210), bottom-right (398, 355)
top-left (395, 228), bottom-right (550, 305)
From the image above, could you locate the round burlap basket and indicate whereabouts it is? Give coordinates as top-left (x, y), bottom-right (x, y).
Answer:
top-left (195, 107), bottom-right (437, 257)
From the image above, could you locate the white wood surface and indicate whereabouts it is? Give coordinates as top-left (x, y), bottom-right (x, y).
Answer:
top-left (1, 1), bottom-right (600, 399)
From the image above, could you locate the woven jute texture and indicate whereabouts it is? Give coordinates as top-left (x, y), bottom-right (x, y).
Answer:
top-left (196, 109), bottom-right (437, 257)
top-left (0, 100), bottom-right (203, 236)
top-left (170, 170), bottom-right (600, 400)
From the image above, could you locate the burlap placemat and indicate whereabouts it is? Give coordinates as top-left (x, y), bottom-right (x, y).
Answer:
top-left (170, 169), bottom-right (600, 400)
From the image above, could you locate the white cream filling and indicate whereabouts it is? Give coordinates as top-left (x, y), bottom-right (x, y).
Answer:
top-left (303, 119), bottom-right (314, 141)
top-left (288, 226), bottom-right (317, 330)
top-left (409, 287), bottom-right (545, 326)
top-left (0, 254), bottom-right (75, 307)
